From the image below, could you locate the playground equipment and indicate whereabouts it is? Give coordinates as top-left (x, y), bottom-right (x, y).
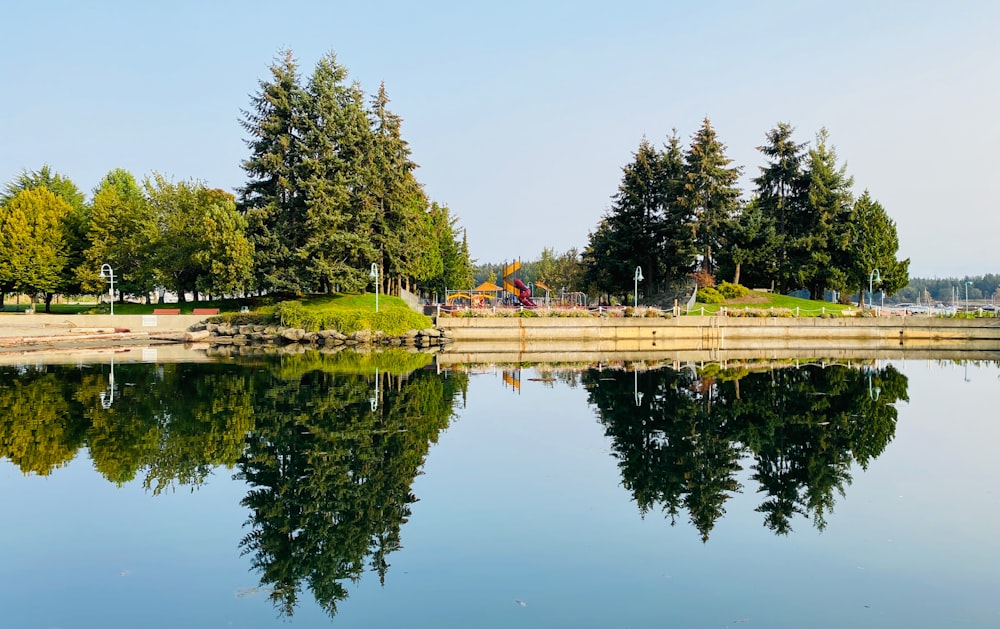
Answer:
top-left (501, 260), bottom-right (538, 308)
top-left (512, 279), bottom-right (537, 308)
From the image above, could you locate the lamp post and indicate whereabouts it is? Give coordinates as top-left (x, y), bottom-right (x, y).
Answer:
top-left (868, 268), bottom-right (880, 311)
top-left (99, 264), bottom-right (115, 315)
top-left (370, 263), bottom-right (379, 313)
top-left (633, 266), bottom-right (644, 308)
top-left (965, 280), bottom-right (972, 313)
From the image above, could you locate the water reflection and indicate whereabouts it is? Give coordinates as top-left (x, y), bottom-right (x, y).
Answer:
top-left (0, 352), bottom-right (919, 619)
top-left (236, 357), bottom-right (466, 617)
top-left (0, 350), bottom-right (467, 620)
top-left (583, 362), bottom-right (908, 540)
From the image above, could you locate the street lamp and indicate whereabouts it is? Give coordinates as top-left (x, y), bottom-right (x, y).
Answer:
top-left (633, 266), bottom-right (644, 309)
top-left (369, 263), bottom-right (379, 313)
top-left (98, 264), bottom-right (115, 315)
top-left (965, 280), bottom-right (972, 313)
top-left (868, 268), bottom-right (880, 311)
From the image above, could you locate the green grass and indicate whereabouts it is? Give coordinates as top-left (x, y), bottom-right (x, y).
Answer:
top-left (270, 293), bottom-right (431, 334)
top-left (690, 291), bottom-right (857, 316)
top-left (2, 292), bottom-right (431, 334)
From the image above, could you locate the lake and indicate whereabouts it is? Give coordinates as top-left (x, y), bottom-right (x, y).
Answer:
top-left (1, 349), bottom-right (998, 628)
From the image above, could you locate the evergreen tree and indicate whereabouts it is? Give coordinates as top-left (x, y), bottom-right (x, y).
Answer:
top-left (753, 123), bottom-right (808, 292)
top-left (681, 118), bottom-right (742, 277)
top-left (657, 133), bottom-right (698, 284)
top-left (422, 203), bottom-right (472, 296)
top-left (368, 82), bottom-right (433, 295)
top-left (239, 50), bottom-right (308, 293)
top-left (796, 128), bottom-right (854, 299)
top-left (847, 191), bottom-right (909, 306)
top-left (584, 136), bottom-right (692, 300)
top-left (299, 53), bottom-right (378, 293)
top-left (721, 197), bottom-right (777, 287)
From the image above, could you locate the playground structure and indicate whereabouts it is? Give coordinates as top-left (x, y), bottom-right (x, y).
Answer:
top-left (443, 258), bottom-right (589, 310)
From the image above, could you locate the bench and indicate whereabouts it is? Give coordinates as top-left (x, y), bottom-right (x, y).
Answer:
top-left (152, 308), bottom-right (181, 315)
top-left (192, 308), bottom-right (220, 315)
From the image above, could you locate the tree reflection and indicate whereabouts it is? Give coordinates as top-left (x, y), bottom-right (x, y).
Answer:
top-left (0, 351), bottom-right (466, 620)
top-left (237, 362), bottom-right (467, 617)
top-left (584, 362), bottom-right (907, 539)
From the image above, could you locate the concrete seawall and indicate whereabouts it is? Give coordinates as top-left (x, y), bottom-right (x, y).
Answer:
top-left (0, 313), bottom-right (207, 337)
top-left (436, 315), bottom-right (1000, 363)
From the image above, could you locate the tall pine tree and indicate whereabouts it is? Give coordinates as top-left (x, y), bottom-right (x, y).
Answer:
top-left (682, 119), bottom-right (742, 277)
top-left (753, 123), bottom-right (808, 292)
top-left (796, 128), bottom-right (854, 299)
top-left (239, 50), bottom-right (308, 293)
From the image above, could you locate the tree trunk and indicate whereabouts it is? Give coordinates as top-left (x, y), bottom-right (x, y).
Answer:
top-left (44, 292), bottom-right (54, 313)
top-left (733, 263), bottom-right (741, 286)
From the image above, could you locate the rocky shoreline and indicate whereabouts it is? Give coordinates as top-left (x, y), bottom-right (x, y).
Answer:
top-left (193, 321), bottom-right (454, 356)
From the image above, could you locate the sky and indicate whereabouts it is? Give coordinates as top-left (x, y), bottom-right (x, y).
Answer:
top-left (3, 0), bottom-right (998, 278)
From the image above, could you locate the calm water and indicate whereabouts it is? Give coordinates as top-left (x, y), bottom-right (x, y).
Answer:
top-left (1, 350), bottom-right (998, 628)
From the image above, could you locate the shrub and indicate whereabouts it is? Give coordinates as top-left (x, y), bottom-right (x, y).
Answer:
top-left (717, 281), bottom-right (750, 299)
top-left (689, 270), bottom-right (716, 288)
top-left (696, 286), bottom-right (724, 304)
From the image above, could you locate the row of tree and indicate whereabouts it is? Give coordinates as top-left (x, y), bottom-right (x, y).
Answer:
top-left (584, 120), bottom-right (910, 304)
top-left (0, 167), bottom-right (256, 309)
top-left (0, 49), bottom-right (473, 309)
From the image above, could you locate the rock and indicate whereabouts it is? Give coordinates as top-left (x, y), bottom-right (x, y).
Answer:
top-left (281, 328), bottom-right (306, 342)
top-left (185, 329), bottom-right (211, 342)
top-left (420, 328), bottom-right (442, 337)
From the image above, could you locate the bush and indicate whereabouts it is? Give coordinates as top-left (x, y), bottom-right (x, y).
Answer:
top-left (696, 286), bottom-right (724, 304)
top-left (274, 300), bottom-right (431, 334)
top-left (717, 281), bottom-right (750, 299)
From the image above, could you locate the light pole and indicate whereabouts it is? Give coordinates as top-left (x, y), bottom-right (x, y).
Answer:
top-left (633, 266), bottom-right (644, 309)
top-left (868, 268), bottom-right (880, 311)
top-left (965, 280), bottom-right (972, 313)
top-left (99, 264), bottom-right (115, 315)
top-left (370, 263), bottom-right (379, 313)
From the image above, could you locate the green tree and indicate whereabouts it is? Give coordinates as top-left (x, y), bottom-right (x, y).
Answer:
top-left (239, 50), bottom-right (309, 293)
top-left (1, 166), bottom-right (88, 309)
top-left (422, 203), bottom-right (472, 296)
top-left (194, 190), bottom-right (254, 297)
top-left (682, 118), bottom-right (742, 277)
top-left (82, 168), bottom-right (157, 301)
top-left (367, 82), bottom-right (436, 295)
top-left (752, 123), bottom-right (808, 292)
top-left (146, 175), bottom-right (253, 300)
top-left (795, 128), bottom-right (854, 299)
top-left (1, 165), bottom-right (85, 209)
top-left (0, 188), bottom-right (71, 308)
top-left (299, 52), bottom-right (378, 293)
top-left (847, 191), bottom-right (909, 306)
top-left (719, 197), bottom-right (777, 287)
top-left (584, 136), bottom-right (691, 300)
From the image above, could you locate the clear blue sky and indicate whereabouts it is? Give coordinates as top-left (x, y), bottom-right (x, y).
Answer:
top-left (3, 0), bottom-right (997, 277)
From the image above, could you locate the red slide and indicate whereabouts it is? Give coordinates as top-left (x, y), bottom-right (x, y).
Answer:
top-left (513, 279), bottom-right (537, 308)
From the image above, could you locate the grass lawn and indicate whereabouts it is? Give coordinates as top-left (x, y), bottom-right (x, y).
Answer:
top-left (686, 291), bottom-right (857, 316)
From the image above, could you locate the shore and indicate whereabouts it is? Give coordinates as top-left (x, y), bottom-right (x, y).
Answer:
top-left (0, 313), bottom-right (208, 354)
